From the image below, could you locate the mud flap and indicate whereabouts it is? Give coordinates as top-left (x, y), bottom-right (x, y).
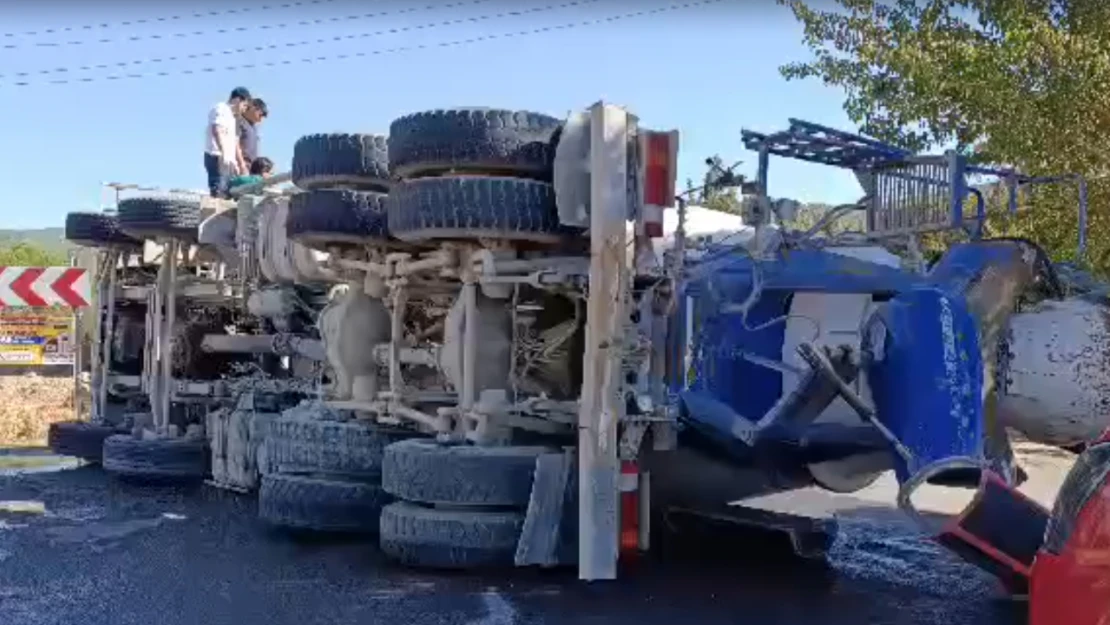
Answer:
top-left (935, 471), bottom-right (1050, 594)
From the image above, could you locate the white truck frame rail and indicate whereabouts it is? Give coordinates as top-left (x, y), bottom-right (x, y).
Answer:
top-left (577, 103), bottom-right (632, 580)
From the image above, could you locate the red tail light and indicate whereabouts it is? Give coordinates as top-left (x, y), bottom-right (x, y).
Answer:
top-left (640, 130), bottom-right (679, 239)
top-left (620, 460), bottom-right (640, 558)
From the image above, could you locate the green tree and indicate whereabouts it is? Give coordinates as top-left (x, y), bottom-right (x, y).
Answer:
top-left (780, 0), bottom-right (1110, 270)
top-left (703, 193), bottom-right (742, 215)
top-left (0, 242), bottom-right (68, 266)
top-left (783, 202), bottom-right (867, 236)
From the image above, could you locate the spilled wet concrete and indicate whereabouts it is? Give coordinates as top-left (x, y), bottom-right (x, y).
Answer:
top-left (0, 447), bottom-right (1064, 625)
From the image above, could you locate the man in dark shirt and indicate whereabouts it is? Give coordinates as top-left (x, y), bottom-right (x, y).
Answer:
top-left (238, 98), bottom-right (268, 173)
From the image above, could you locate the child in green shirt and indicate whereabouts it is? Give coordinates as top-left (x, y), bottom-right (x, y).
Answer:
top-left (229, 156), bottom-right (274, 190)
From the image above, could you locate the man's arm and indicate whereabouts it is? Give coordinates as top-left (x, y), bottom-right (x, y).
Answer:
top-left (218, 134), bottom-right (240, 175)
top-left (213, 108), bottom-right (241, 175)
top-left (236, 119), bottom-right (249, 173)
top-left (208, 107), bottom-right (221, 154)
top-left (236, 142), bottom-right (248, 175)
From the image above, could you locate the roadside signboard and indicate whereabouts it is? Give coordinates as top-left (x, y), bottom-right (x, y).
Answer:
top-left (0, 307), bottom-right (75, 366)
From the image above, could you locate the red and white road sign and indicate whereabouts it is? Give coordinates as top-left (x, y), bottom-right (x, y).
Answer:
top-left (0, 267), bottom-right (90, 308)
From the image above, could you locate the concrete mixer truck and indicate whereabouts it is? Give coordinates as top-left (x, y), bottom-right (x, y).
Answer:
top-left (46, 104), bottom-right (1110, 618)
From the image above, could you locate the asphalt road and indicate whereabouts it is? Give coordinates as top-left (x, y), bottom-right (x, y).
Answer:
top-left (0, 457), bottom-right (1034, 625)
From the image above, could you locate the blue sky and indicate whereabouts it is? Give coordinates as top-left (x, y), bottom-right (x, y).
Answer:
top-left (0, 0), bottom-right (861, 229)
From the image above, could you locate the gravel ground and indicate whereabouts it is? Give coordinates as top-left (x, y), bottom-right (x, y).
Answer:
top-left (0, 375), bottom-right (77, 447)
top-left (0, 446), bottom-right (1068, 625)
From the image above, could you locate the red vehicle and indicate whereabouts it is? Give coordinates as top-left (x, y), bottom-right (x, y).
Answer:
top-left (1030, 430), bottom-right (1110, 625)
top-left (939, 429), bottom-right (1110, 625)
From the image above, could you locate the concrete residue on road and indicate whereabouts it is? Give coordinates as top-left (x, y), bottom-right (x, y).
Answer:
top-left (43, 513), bottom-right (186, 549)
top-left (829, 518), bottom-right (994, 597)
top-left (465, 590), bottom-right (519, 625)
top-left (359, 578), bottom-right (436, 600)
top-left (49, 505), bottom-right (107, 522)
top-left (0, 493), bottom-right (187, 553)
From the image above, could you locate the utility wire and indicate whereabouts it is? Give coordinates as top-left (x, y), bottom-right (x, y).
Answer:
top-left (2, 0), bottom-right (343, 40)
top-left (3, 0), bottom-right (492, 50)
top-left (3, 0), bottom-right (722, 87)
top-left (2, 0), bottom-right (598, 79)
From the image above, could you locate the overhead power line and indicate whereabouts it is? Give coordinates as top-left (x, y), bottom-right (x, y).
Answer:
top-left (1, 0), bottom-right (599, 79)
top-left (2, 0), bottom-right (492, 50)
top-left (2, 0), bottom-right (342, 40)
top-left (3, 0), bottom-right (722, 88)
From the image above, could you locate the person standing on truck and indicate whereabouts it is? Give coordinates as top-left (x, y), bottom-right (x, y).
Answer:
top-left (238, 97), bottom-right (268, 173)
top-left (205, 86), bottom-right (252, 198)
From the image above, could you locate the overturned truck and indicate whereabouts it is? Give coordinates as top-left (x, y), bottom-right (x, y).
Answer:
top-left (50, 106), bottom-right (1110, 592)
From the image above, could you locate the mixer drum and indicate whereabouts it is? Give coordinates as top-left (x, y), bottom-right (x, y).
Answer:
top-left (999, 297), bottom-right (1110, 448)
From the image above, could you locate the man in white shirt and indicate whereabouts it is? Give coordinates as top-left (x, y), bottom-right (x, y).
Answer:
top-left (237, 98), bottom-right (268, 172)
top-left (204, 87), bottom-right (252, 198)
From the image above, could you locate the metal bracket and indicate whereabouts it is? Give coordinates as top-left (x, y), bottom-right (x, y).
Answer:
top-left (796, 342), bottom-right (913, 464)
top-left (618, 421), bottom-right (650, 461)
top-left (733, 345), bottom-right (861, 447)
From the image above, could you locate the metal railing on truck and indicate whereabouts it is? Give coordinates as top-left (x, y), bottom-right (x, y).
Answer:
top-left (740, 119), bottom-right (1089, 261)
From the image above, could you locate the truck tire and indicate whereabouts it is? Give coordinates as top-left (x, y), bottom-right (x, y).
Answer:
top-left (387, 176), bottom-right (561, 243)
top-left (266, 414), bottom-right (416, 479)
top-left (102, 434), bottom-right (208, 482)
top-left (47, 421), bottom-right (118, 464)
top-left (379, 501), bottom-right (523, 569)
top-left (286, 189), bottom-right (389, 248)
top-left (259, 473), bottom-right (391, 533)
top-left (381, 439), bottom-right (551, 507)
top-left (388, 108), bottom-right (561, 180)
top-left (117, 197), bottom-right (202, 242)
top-left (292, 133), bottom-right (389, 191)
top-left (65, 212), bottom-right (140, 248)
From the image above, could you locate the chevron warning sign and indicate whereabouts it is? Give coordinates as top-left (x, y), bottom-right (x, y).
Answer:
top-left (0, 267), bottom-right (91, 308)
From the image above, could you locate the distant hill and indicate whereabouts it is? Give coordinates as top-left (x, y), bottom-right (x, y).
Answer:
top-left (0, 228), bottom-right (72, 257)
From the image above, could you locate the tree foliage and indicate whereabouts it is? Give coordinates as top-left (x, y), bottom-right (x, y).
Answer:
top-left (702, 192), bottom-right (743, 215)
top-left (784, 202), bottom-right (866, 236)
top-left (0, 242), bottom-right (68, 266)
top-left (781, 0), bottom-right (1110, 271)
